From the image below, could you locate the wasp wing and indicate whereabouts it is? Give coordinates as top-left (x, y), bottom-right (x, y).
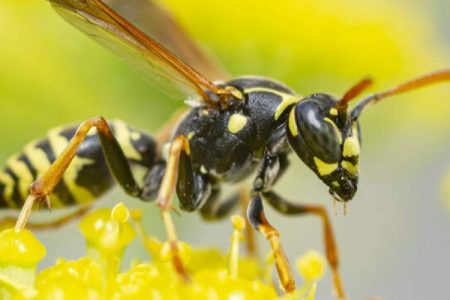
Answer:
top-left (49, 0), bottom-right (230, 104)
top-left (105, 0), bottom-right (229, 81)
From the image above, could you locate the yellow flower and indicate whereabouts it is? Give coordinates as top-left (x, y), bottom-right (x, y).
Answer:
top-left (35, 258), bottom-right (103, 300)
top-left (296, 251), bottom-right (326, 282)
top-left (0, 229), bottom-right (46, 268)
top-left (0, 203), bottom-right (322, 299)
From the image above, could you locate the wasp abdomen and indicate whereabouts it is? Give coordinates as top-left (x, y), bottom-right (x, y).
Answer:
top-left (0, 120), bottom-right (157, 209)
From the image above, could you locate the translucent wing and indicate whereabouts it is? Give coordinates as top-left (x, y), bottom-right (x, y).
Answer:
top-left (49, 0), bottom-right (232, 104)
top-left (105, 0), bottom-right (229, 81)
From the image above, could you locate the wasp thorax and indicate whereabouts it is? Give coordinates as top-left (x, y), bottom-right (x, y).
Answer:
top-left (286, 93), bottom-right (361, 202)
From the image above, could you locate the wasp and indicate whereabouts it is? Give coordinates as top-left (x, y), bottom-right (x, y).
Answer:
top-left (0, 0), bottom-right (448, 298)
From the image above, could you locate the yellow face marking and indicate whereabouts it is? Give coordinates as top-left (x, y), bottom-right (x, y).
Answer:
top-left (323, 117), bottom-right (343, 144)
top-left (6, 155), bottom-right (33, 200)
top-left (343, 132), bottom-right (360, 158)
top-left (313, 157), bottom-right (338, 176)
top-left (288, 108), bottom-right (299, 137)
top-left (329, 108), bottom-right (338, 116)
top-left (228, 113), bottom-right (248, 134)
top-left (341, 160), bottom-right (358, 175)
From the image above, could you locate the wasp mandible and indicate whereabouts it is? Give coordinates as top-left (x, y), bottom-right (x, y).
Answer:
top-left (0, 0), bottom-right (449, 298)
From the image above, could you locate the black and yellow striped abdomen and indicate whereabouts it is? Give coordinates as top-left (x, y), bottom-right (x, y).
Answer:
top-left (0, 120), bottom-right (158, 209)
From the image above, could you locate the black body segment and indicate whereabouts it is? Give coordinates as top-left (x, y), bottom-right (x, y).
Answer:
top-left (174, 76), bottom-right (299, 184)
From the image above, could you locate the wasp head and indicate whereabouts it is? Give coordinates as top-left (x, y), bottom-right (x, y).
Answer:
top-left (286, 93), bottom-right (361, 202)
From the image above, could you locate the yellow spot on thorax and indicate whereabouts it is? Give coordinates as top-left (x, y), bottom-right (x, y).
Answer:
top-left (313, 157), bottom-right (338, 176)
top-left (228, 113), bottom-right (248, 134)
top-left (329, 108), bottom-right (338, 116)
top-left (288, 108), bottom-right (299, 136)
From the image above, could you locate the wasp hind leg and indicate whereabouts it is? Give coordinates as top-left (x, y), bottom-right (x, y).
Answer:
top-left (15, 116), bottom-right (145, 230)
top-left (200, 187), bottom-right (257, 256)
top-left (1, 204), bottom-right (92, 231)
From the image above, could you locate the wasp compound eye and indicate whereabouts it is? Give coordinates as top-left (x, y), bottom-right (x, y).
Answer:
top-left (286, 95), bottom-right (342, 173)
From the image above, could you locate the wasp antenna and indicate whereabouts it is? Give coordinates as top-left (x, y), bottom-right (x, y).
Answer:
top-left (351, 69), bottom-right (450, 120)
top-left (337, 77), bottom-right (373, 113)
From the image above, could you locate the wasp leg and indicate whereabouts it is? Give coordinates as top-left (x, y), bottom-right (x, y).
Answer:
top-left (239, 187), bottom-right (258, 256)
top-left (199, 186), bottom-right (257, 256)
top-left (247, 192), bottom-right (295, 293)
top-left (141, 162), bottom-right (166, 201)
top-left (263, 191), bottom-right (346, 300)
top-left (1, 205), bottom-right (91, 231)
top-left (15, 116), bottom-right (144, 230)
top-left (156, 135), bottom-right (191, 281)
top-left (199, 187), bottom-right (239, 221)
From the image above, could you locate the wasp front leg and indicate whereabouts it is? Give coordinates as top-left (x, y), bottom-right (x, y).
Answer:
top-left (253, 152), bottom-right (346, 299)
top-left (263, 191), bottom-right (345, 300)
top-left (247, 191), bottom-right (295, 292)
top-left (247, 152), bottom-right (295, 293)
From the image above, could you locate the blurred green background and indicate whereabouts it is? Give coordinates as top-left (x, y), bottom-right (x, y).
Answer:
top-left (1, 0), bottom-right (449, 299)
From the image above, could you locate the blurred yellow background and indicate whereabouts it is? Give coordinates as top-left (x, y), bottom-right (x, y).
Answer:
top-left (0, 0), bottom-right (449, 299)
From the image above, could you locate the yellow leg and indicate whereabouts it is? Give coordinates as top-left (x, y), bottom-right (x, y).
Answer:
top-left (0, 205), bottom-right (92, 231)
top-left (264, 191), bottom-right (347, 299)
top-left (247, 193), bottom-right (295, 293)
top-left (239, 187), bottom-right (257, 256)
top-left (156, 135), bottom-right (191, 281)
